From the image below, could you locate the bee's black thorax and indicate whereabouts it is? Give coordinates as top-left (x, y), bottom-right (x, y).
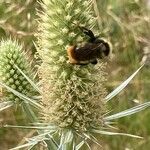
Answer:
top-left (67, 26), bottom-right (111, 65)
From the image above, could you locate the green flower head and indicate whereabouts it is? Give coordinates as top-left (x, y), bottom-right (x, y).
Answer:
top-left (37, 0), bottom-right (108, 131)
top-left (0, 39), bottom-right (35, 103)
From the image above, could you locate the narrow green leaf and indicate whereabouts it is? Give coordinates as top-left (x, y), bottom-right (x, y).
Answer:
top-left (59, 130), bottom-right (74, 150)
top-left (0, 101), bottom-right (13, 111)
top-left (76, 140), bottom-right (85, 150)
top-left (83, 133), bottom-right (101, 147)
top-left (10, 131), bottom-right (54, 150)
top-left (28, 132), bottom-right (52, 141)
top-left (32, 122), bottom-right (50, 125)
top-left (22, 102), bottom-right (37, 122)
top-left (10, 133), bottom-right (58, 150)
top-left (14, 64), bottom-right (41, 94)
top-left (88, 133), bottom-right (102, 147)
top-left (85, 141), bottom-right (92, 150)
top-left (0, 81), bottom-right (43, 109)
top-left (64, 130), bottom-right (73, 144)
top-left (4, 124), bottom-right (58, 130)
top-left (105, 64), bottom-right (144, 102)
top-left (46, 138), bottom-right (58, 150)
top-left (59, 131), bottom-right (65, 149)
top-left (31, 130), bottom-right (59, 150)
top-left (27, 145), bottom-right (35, 150)
top-left (91, 129), bottom-right (143, 139)
top-left (10, 141), bottom-right (37, 150)
top-left (104, 101), bottom-right (150, 121)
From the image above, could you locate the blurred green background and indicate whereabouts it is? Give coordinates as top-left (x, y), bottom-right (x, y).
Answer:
top-left (0, 0), bottom-right (149, 149)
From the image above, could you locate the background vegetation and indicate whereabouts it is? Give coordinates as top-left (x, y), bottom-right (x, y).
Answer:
top-left (0, 0), bottom-right (149, 149)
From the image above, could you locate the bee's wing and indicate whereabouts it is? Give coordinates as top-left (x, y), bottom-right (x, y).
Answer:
top-left (91, 42), bottom-right (110, 57)
top-left (75, 43), bottom-right (102, 61)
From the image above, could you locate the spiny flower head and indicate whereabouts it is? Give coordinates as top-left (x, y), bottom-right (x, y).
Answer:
top-left (0, 39), bottom-right (35, 103)
top-left (37, 0), bottom-right (97, 62)
top-left (37, 0), bottom-right (107, 131)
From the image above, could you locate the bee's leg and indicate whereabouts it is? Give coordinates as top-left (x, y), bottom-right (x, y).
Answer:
top-left (91, 59), bottom-right (97, 64)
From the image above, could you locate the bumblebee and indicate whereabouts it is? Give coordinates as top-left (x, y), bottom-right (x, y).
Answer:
top-left (67, 27), bottom-right (111, 65)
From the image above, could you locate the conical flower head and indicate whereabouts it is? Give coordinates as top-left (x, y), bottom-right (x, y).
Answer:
top-left (38, 0), bottom-right (108, 131)
top-left (0, 39), bottom-right (34, 103)
top-left (37, 0), bottom-right (97, 61)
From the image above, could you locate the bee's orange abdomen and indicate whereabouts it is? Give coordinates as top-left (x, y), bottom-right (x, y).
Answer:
top-left (67, 46), bottom-right (78, 64)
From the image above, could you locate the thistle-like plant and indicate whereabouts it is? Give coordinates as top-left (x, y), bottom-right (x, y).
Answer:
top-left (0, 40), bottom-right (33, 100)
top-left (1, 0), bottom-right (150, 150)
top-left (0, 39), bottom-right (41, 121)
top-left (22, 0), bottom-right (148, 149)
